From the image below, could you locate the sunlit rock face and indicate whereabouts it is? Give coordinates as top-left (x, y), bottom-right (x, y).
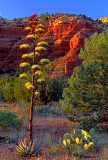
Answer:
top-left (0, 16), bottom-right (107, 76)
top-left (98, 16), bottom-right (108, 25)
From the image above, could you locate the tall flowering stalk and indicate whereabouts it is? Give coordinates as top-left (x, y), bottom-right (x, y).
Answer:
top-left (19, 14), bottom-right (49, 141)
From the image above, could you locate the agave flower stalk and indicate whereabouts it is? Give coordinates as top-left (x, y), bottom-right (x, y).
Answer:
top-left (19, 14), bottom-right (50, 142)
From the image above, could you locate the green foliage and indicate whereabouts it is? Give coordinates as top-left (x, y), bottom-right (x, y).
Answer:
top-left (61, 30), bottom-right (108, 130)
top-left (35, 106), bottom-right (63, 117)
top-left (0, 110), bottom-right (23, 129)
top-left (39, 78), bottom-right (63, 103)
top-left (4, 81), bottom-right (15, 104)
top-left (16, 138), bottom-right (42, 157)
top-left (53, 128), bottom-right (104, 156)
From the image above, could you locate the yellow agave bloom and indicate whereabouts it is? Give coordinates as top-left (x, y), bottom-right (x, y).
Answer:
top-left (25, 82), bottom-right (31, 88)
top-left (24, 27), bottom-right (31, 32)
top-left (20, 44), bottom-right (30, 49)
top-left (22, 54), bottom-right (33, 59)
top-left (34, 28), bottom-right (44, 34)
top-left (19, 73), bottom-right (28, 79)
top-left (20, 62), bottom-right (30, 68)
top-left (67, 139), bottom-right (70, 145)
top-left (37, 41), bottom-right (48, 47)
top-left (63, 140), bottom-right (66, 146)
top-left (37, 78), bottom-right (45, 83)
top-left (35, 71), bottom-right (43, 77)
top-left (37, 24), bottom-right (44, 29)
top-left (35, 91), bottom-right (40, 96)
top-left (26, 34), bottom-right (39, 41)
top-left (88, 142), bottom-right (94, 147)
top-left (40, 59), bottom-right (50, 64)
top-left (84, 144), bottom-right (88, 150)
top-left (75, 137), bottom-right (79, 144)
top-left (26, 85), bottom-right (35, 90)
top-left (31, 65), bottom-right (41, 70)
top-left (35, 46), bottom-right (46, 52)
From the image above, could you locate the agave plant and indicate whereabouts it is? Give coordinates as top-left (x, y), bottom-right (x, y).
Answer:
top-left (16, 138), bottom-right (42, 157)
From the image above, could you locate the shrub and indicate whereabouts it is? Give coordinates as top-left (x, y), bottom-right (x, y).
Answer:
top-left (61, 30), bottom-right (108, 130)
top-left (35, 106), bottom-right (63, 117)
top-left (39, 78), bottom-right (63, 103)
top-left (4, 81), bottom-right (15, 104)
top-left (0, 110), bottom-right (23, 129)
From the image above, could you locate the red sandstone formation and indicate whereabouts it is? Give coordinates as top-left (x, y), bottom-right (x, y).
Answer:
top-left (0, 16), bottom-right (107, 76)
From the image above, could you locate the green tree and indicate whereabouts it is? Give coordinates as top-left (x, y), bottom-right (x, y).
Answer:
top-left (39, 78), bottom-right (63, 103)
top-left (19, 14), bottom-right (49, 141)
top-left (61, 30), bottom-right (108, 130)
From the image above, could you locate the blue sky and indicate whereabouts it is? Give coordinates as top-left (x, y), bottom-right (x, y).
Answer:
top-left (0, 0), bottom-right (108, 20)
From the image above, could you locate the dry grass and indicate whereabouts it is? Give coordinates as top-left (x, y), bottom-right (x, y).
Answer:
top-left (0, 103), bottom-right (108, 160)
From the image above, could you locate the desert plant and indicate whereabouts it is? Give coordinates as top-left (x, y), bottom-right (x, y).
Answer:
top-left (0, 110), bottom-right (23, 129)
top-left (16, 138), bottom-right (42, 157)
top-left (19, 14), bottom-right (49, 142)
top-left (61, 30), bottom-right (108, 130)
top-left (53, 128), bottom-right (104, 157)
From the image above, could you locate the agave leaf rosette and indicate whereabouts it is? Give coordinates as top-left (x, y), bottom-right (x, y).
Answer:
top-left (37, 78), bottom-right (45, 84)
top-left (23, 27), bottom-right (31, 33)
top-left (26, 34), bottom-right (39, 41)
top-left (19, 73), bottom-right (28, 79)
top-left (20, 44), bottom-right (30, 49)
top-left (35, 46), bottom-right (46, 52)
top-left (34, 28), bottom-right (44, 34)
top-left (37, 41), bottom-right (48, 47)
top-left (20, 62), bottom-right (30, 68)
top-left (16, 138), bottom-right (42, 157)
top-left (35, 71), bottom-right (43, 77)
top-left (31, 64), bottom-right (41, 71)
top-left (40, 59), bottom-right (50, 65)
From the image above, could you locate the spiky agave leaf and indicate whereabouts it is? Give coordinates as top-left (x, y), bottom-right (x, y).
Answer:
top-left (16, 139), bottom-right (42, 157)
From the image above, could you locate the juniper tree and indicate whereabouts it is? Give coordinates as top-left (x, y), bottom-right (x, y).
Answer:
top-left (19, 14), bottom-right (50, 141)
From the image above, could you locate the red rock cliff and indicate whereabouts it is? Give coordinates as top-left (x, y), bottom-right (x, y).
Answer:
top-left (0, 16), bottom-right (107, 76)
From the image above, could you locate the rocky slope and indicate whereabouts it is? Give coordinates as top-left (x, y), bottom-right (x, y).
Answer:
top-left (0, 15), bottom-right (107, 76)
top-left (98, 16), bottom-right (108, 25)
